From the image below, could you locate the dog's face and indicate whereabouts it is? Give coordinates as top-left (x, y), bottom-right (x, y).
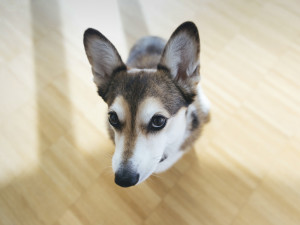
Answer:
top-left (84, 22), bottom-right (200, 187)
top-left (106, 69), bottom-right (189, 186)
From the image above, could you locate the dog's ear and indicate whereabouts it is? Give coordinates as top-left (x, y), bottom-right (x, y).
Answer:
top-left (158, 22), bottom-right (200, 103)
top-left (83, 28), bottom-right (125, 98)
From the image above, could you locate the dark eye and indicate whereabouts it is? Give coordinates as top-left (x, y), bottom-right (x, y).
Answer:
top-left (108, 112), bottom-right (120, 128)
top-left (149, 115), bottom-right (167, 131)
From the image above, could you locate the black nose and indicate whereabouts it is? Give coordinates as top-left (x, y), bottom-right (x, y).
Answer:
top-left (115, 169), bottom-right (139, 187)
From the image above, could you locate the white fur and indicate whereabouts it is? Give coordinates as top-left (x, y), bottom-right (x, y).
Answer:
top-left (109, 96), bottom-right (126, 122)
top-left (154, 151), bottom-right (184, 173)
top-left (154, 108), bottom-right (187, 173)
top-left (127, 68), bottom-right (157, 74)
top-left (110, 97), bottom-right (188, 183)
top-left (133, 133), bottom-right (167, 183)
top-left (112, 133), bottom-right (125, 173)
top-left (138, 98), bottom-right (170, 124)
top-left (110, 86), bottom-right (210, 184)
top-left (155, 84), bottom-right (210, 173)
top-left (197, 83), bottom-right (210, 115)
top-left (135, 107), bottom-right (187, 182)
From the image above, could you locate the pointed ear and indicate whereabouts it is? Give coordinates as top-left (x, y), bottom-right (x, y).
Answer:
top-left (158, 22), bottom-right (200, 87)
top-left (83, 28), bottom-right (125, 96)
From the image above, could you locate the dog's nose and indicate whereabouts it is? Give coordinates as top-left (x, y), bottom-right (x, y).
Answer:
top-left (114, 169), bottom-right (139, 187)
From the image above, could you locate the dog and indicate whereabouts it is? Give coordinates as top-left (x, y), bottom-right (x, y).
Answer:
top-left (83, 21), bottom-right (210, 187)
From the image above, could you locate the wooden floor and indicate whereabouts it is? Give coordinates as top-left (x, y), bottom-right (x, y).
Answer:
top-left (0, 0), bottom-right (300, 224)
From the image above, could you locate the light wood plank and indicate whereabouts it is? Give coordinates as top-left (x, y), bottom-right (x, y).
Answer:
top-left (0, 0), bottom-right (299, 225)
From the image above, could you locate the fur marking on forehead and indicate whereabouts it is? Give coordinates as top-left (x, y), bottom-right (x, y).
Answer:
top-left (127, 68), bottom-right (157, 74)
top-left (109, 96), bottom-right (128, 122)
top-left (106, 70), bottom-right (188, 115)
top-left (138, 97), bottom-right (170, 123)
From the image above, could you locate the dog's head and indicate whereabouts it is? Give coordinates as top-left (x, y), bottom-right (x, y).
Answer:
top-left (83, 22), bottom-right (200, 187)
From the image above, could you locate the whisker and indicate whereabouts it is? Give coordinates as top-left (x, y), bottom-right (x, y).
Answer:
top-left (102, 166), bottom-right (114, 175)
top-left (151, 173), bottom-right (163, 179)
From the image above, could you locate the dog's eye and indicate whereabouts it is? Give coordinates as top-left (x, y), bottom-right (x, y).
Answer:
top-left (108, 112), bottom-right (120, 128)
top-left (150, 115), bottom-right (167, 130)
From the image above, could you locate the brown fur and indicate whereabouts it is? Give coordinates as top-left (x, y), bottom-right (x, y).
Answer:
top-left (127, 36), bottom-right (166, 69)
top-left (180, 102), bottom-right (210, 151)
top-left (84, 21), bottom-right (209, 166)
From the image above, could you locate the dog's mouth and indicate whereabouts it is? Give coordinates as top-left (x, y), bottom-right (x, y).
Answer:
top-left (159, 154), bottom-right (167, 163)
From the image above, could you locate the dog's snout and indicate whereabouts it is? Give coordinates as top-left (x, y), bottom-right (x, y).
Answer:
top-left (115, 168), bottom-right (139, 188)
